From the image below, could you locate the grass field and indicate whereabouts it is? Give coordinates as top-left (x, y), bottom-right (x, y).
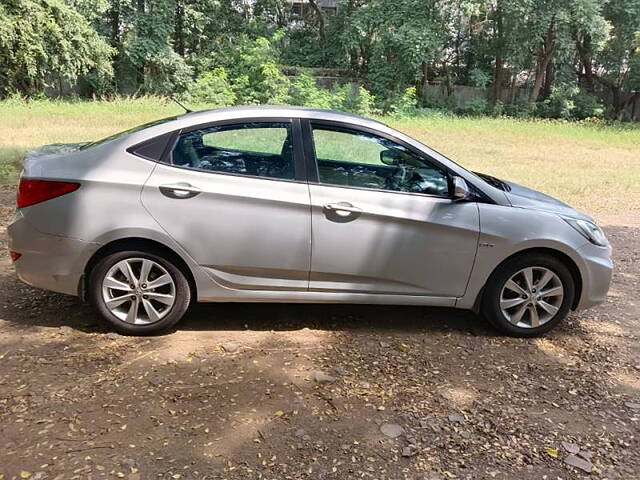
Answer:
top-left (1, 98), bottom-right (639, 214)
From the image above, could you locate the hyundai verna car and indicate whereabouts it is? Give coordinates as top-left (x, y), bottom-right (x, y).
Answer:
top-left (8, 106), bottom-right (612, 336)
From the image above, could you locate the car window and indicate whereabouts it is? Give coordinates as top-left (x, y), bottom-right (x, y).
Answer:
top-left (169, 122), bottom-right (295, 180)
top-left (312, 126), bottom-right (450, 196)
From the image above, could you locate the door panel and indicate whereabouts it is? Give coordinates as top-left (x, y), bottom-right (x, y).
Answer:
top-left (309, 185), bottom-right (480, 296)
top-left (143, 164), bottom-right (311, 290)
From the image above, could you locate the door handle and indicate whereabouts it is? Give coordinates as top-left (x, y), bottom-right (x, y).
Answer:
top-left (159, 183), bottom-right (202, 199)
top-left (324, 202), bottom-right (363, 215)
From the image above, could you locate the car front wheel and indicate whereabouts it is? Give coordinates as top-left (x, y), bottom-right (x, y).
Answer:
top-left (482, 253), bottom-right (575, 337)
top-left (89, 250), bottom-right (191, 335)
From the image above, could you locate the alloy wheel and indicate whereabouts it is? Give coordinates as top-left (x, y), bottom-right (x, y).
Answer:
top-left (102, 258), bottom-right (176, 325)
top-left (499, 266), bottom-right (564, 328)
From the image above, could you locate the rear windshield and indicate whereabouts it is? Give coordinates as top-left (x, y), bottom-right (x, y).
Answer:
top-left (80, 116), bottom-right (177, 150)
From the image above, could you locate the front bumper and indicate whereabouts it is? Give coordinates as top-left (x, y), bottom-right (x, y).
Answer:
top-left (7, 211), bottom-right (100, 296)
top-left (575, 242), bottom-right (613, 310)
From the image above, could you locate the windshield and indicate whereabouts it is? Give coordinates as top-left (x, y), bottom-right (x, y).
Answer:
top-left (472, 171), bottom-right (512, 192)
top-left (79, 116), bottom-right (177, 150)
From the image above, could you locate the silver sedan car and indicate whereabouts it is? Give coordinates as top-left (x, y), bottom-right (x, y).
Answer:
top-left (8, 106), bottom-right (612, 336)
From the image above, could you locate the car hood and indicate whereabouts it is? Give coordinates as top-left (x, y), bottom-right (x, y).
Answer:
top-left (504, 180), bottom-right (594, 222)
top-left (474, 172), bottom-right (593, 222)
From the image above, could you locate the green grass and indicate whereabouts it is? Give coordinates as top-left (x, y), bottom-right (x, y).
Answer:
top-left (1, 98), bottom-right (639, 215)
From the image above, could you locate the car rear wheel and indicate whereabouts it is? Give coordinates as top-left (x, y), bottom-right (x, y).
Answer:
top-left (89, 250), bottom-right (191, 335)
top-left (481, 253), bottom-right (575, 337)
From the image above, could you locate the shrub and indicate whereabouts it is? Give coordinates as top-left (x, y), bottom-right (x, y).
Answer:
top-left (461, 97), bottom-right (488, 116)
top-left (388, 87), bottom-right (418, 116)
top-left (338, 84), bottom-right (377, 115)
top-left (189, 67), bottom-right (236, 106)
top-left (288, 72), bottom-right (333, 109)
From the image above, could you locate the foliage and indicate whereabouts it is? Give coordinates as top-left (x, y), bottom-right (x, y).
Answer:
top-left (287, 72), bottom-right (333, 108)
top-left (388, 87), bottom-right (419, 117)
top-left (229, 35), bottom-right (291, 104)
top-left (0, 0), bottom-right (638, 121)
top-left (188, 68), bottom-right (236, 106)
top-left (0, 0), bottom-right (114, 97)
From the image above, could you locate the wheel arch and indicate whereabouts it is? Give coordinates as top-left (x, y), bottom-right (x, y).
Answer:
top-left (80, 237), bottom-right (198, 302)
top-left (473, 246), bottom-right (583, 313)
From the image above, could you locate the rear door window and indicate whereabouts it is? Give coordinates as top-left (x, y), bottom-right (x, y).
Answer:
top-left (169, 122), bottom-right (295, 180)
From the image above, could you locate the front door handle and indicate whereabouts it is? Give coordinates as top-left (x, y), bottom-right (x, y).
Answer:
top-left (159, 183), bottom-right (202, 199)
top-left (324, 202), bottom-right (363, 216)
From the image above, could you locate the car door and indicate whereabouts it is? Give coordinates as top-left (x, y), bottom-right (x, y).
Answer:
top-left (141, 119), bottom-right (312, 291)
top-left (305, 121), bottom-right (480, 298)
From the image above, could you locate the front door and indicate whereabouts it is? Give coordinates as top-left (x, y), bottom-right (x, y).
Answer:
top-left (306, 123), bottom-right (480, 297)
top-left (141, 120), bottom-right (311, 291)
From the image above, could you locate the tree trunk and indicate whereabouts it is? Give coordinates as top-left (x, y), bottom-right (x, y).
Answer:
top-left (576, 34), bottom-right (595, 93)
top-left (529, 18), bottom-right (555, 103)
top-left (308, 0), bottom-right (326, 42)
top-left (109, 0), bottom-right (120, 47)
top-left (492, 57), bottom-right (504, 104)
top-left (491, 2), bottom-right (504, 105)
top-left (136, 0), bottom-right (146, 88)
top-left (542, 59), bottom-right (554, 99)
top-left (174, 0), bottom-right (185, 56)
top-left (610, 86), bottom-right (626, 120)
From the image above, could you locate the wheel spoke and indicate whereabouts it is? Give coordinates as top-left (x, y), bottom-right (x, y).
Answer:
top-left (500, 297), bottom-right (527, 309)
top-left (117, 260), bottom-right (138, 286)
top-left (147, 274), bottom-right (172, 289)
top-left (125, 296), bottom-right (140, 323)
top-left (146, 292), bottom-right (174, 305)
top-left (522, 268), bottom-right (534, 292)
top-left (139, 259), bottom-right (153, 284)
top-left (536, 270), bottom-right (554, 290)
top-left (103, 277), bottom-right (132, 292)
top-left (505, 279), bottom-right (527, 296)
top-left (142, 299), bottom-right (161, 322)
top-left (529, 305), bottom-right (540, 327)
top-left (540, 285), bottom-right (563, 298)
top-left (510, 303), bottom-right (528, 324)
top-left (538, 300), bottom-right (559, 316)
top-left (105, 294), bottom-right (132, 309)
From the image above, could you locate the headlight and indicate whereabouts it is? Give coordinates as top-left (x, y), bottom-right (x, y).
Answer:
top-left (563, 218), bottom-right (608, 246)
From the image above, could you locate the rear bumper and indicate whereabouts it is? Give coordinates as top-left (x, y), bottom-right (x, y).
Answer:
top-left (7, 211), bottom-right (100, 296)
top-left (575, 242), bottom-right (613, 310)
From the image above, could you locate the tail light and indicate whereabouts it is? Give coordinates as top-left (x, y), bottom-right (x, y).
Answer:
top-left (9, 251), bottom-right (21, 262)
top-left (17, 179), bottom-right (80, 208)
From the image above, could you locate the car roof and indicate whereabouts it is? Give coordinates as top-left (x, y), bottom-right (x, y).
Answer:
top-left (175, 105), bottom-right (390, 130)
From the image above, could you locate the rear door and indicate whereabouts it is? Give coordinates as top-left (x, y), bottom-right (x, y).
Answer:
top-left (304, 121), bottom-right (480, 298)
top-left (141, 119), bottom-right (312, 291)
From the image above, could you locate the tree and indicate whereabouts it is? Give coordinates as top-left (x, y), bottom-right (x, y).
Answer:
top-left (0, 0), bottom-right (114, 98)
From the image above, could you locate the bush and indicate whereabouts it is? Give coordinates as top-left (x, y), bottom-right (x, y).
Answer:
top-left (189, 67), bottom-right (236, 106)
top-left (288, 72), bottom-right (333, 108)
top-left (572, 91), bottom-right (604, 119)
top-left (338, 84), bottom-right (377, 115)
top-left (388, 87), bottom-right (418, 116)
top-left (230, 35), bottom-right (291, 105)
top-left (460, 97), bottom-right (488, 116)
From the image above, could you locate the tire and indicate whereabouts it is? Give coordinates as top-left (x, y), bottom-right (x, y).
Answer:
top-left (88, 250), bottom-right (191, 335)
top-left (481, 253), bottom-right (575, 337)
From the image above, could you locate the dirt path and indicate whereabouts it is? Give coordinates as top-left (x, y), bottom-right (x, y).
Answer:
top-left (0, 185), bottom-right (638, 480)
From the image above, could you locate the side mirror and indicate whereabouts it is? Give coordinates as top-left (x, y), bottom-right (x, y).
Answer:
top-left (452, 176), bottom-right (472, 201)
top-left (380, 149), bottom-right (402, 166)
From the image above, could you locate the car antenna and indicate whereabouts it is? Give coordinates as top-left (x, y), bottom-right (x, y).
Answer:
top-left (171, 96), bottom-right (192, 113)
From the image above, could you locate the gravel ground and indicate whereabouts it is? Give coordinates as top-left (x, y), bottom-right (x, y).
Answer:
top-left (0, 184), bottom-right (638, 480)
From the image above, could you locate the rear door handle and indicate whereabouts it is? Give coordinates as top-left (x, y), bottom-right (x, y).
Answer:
top-left (324, 202), bottom-right (363, 215)
top-left (159, 183), bottom-right (202, 199)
